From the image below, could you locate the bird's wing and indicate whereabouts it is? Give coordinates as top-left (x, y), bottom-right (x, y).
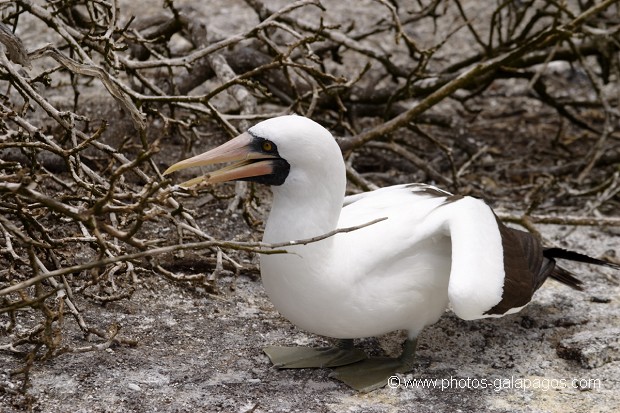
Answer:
top-left (339, 184), bottom-right (550, 321)
top-left (342, 183), bottom-right (452, 207)
top-left (429, 196), bottom-right (548, 320)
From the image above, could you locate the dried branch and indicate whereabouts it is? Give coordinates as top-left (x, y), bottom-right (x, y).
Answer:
top-left (0, 22), bottom-right (31, 68)
top-left (338, 0), bottom-right (620, 152)
top-left (497, 212), bottom-right (620, 228)
top-left (0, 217), bottom-right (387, 297)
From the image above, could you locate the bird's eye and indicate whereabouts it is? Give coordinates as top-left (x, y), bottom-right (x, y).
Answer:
top-left (262, 141), bottom-right (274, 152)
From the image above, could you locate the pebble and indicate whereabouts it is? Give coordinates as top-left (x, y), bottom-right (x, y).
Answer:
top-left (127, 383), bottom-right (142, 391)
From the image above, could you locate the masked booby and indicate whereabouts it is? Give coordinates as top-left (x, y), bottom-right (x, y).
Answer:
top-left (165, 115), bottom-right (619, 392)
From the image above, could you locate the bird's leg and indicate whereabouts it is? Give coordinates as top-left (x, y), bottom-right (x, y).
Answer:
top-left (329, 337), bottom-right (418, 393)
top-left (263, 338), bottom-right (367, 369)
top-left (398, 336), bottom-right (418, 367)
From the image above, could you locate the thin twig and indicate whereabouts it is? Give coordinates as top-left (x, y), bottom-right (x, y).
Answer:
top-left (0, 217), bottom-right (387, 297)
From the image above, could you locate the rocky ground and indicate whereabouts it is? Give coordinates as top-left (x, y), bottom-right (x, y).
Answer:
top-left (1, 0), bottom-right (619, 412)
top-left (2, 222), bottom-right (619, 413)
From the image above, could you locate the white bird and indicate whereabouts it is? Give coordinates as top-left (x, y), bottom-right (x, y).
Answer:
top-left (165, 115), bottom-right (618, 392)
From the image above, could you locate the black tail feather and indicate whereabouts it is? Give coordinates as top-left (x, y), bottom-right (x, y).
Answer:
top-left (543, 247), bottom-right (619, 292)
top-left (543, 247), bottom-right (620, 270)
top-left (549, 265), bottom-right (584, 291)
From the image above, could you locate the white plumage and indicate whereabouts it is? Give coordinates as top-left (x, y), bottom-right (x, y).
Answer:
top-left (252, 116), bottom-right (507, 334)
top-left (165, 115), bottom-right (613, 392)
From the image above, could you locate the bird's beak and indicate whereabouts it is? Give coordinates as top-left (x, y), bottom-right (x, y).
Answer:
top-left (163, 132), bottom-right (277, 187)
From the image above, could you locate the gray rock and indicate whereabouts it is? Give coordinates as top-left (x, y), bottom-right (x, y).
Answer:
top-left (557, 328), bottom-right (620, 368)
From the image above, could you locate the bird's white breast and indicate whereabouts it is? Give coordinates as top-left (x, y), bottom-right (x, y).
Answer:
top-left (260, 186), bottom-right (454, 339)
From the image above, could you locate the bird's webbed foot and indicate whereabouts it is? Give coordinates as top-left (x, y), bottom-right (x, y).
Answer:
top-left (263, 339), bottom-right (367, 368)
top-left (329, 337), bottom-right (418, 392)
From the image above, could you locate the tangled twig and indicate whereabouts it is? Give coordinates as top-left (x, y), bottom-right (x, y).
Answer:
top-left (0, 0), bottom-right (618, 400)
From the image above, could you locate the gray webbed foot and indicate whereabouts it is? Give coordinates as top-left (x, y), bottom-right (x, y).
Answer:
top-left (263, 339), bottom-right (367, 368)
top-left (265, 337), bottom-right (418, 392)
top-left (329, 357), bottom-right (407, 392)
top-left (329, 337), bottom-right (418, 392)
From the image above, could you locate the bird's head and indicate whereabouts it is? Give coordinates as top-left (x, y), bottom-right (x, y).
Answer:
top-left (164, 115), bottom-right (344, 189)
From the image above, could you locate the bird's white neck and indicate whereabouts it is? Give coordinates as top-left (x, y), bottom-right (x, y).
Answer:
top-left (263, 170), bottom-right (346, 244)
top-left (259, 158), bottom-right (348, 334)
top-left (256, 127), bottom-right (350, 335)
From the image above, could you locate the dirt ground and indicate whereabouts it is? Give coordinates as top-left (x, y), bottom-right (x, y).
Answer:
top-left (2, 223), bottom-right (619, 413)
top-left (1, 0), bottom-right (620, 412)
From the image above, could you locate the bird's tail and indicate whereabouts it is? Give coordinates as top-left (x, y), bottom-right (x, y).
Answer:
top-left (542, 247), bottom-right (619, 291)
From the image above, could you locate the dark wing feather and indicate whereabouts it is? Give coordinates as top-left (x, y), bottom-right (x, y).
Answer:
top-left (484, 218), bottom-right (549, 315)
top-left (484, 219), bottom-right (619, 316)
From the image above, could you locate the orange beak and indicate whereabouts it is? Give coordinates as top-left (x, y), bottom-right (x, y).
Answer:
top-left (164, 132), bottom-right (279, 188)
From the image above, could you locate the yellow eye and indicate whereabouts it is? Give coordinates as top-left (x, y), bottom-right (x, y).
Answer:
top-left (262, 141), bottom-right (273, 152)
